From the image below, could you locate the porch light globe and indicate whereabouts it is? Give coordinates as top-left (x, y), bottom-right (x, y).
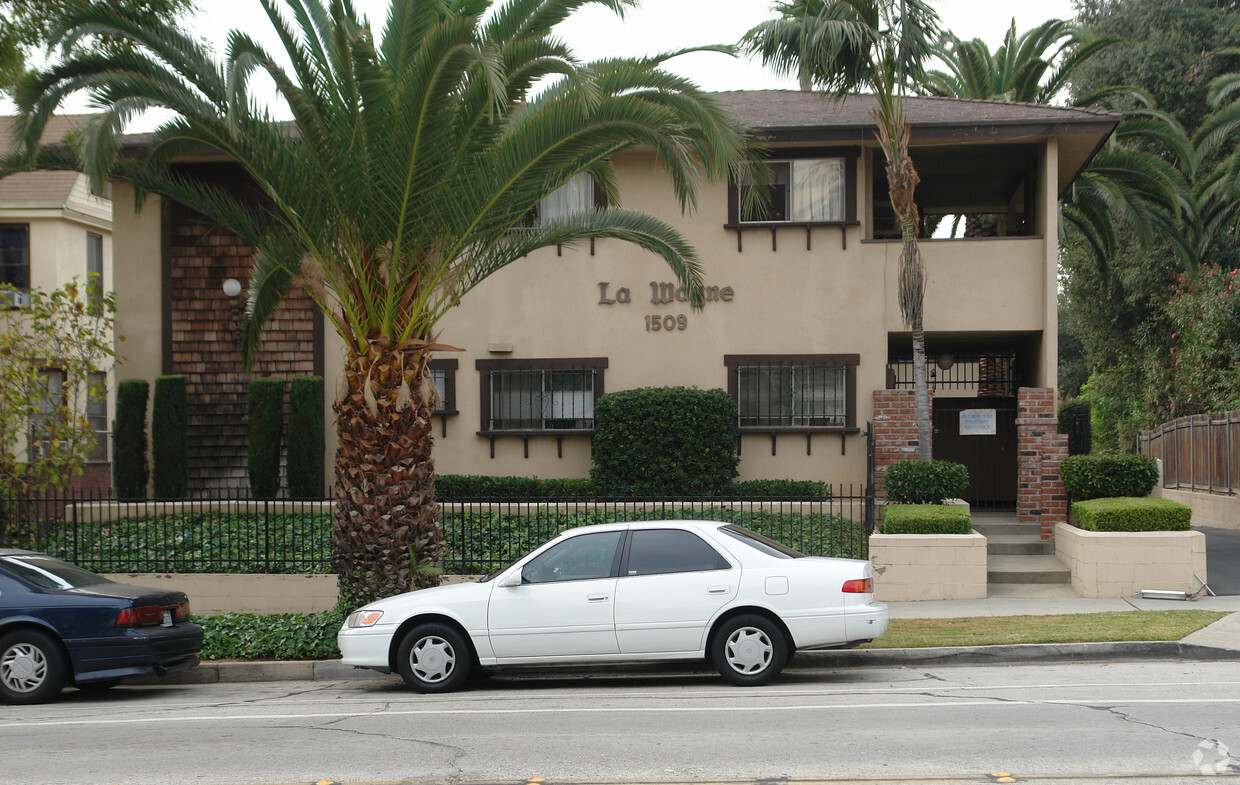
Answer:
top-left (935, 353), bottom-right (954, 371)
top-left (222, 278), bottom-right (242, 298)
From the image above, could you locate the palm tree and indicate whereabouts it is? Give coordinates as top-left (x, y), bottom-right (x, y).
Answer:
top-left (6, 0), bottom-right (755, 607)
top-left (922, 19), bottom-right (1117, 104)
top-left (742, 0), bottom-right (940, 461)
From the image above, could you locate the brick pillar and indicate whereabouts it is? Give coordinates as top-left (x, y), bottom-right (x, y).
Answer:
top-left (872, 389), bottom-right (932, 498)
top-left (1017, 387), bottom-right (1069, 539)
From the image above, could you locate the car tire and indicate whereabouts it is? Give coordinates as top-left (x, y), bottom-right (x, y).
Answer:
top-left (711, 614), bottom-right (788, 687)
top-left (396, 623), bottom-right (472, 694)
top-left (0, 629), bottom-right (67, 705)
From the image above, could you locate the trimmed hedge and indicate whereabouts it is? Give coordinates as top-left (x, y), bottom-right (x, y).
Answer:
top-left (247, 377), bottom-right (286, 499)
top-left (590, 387), bottom-right (738, 496)
top-left (287, 376), bottom-right (325, 498)
top-left (881, 504), bottom-right (972, 534)
top-left (1072, 497), bottom-right (1192, 532)
top-left (197, 607), bottom-right (346, 660)
top-left (1059, 454), bottom-right (1159, 500)
top-left (434, 474), bottom-right (831, 499)
top-left (151, 375), bottom-right (187, 498)
top-left (884, 460), bottom-right (969, 504)
top-left (113, 379), bottom-right (149, 500)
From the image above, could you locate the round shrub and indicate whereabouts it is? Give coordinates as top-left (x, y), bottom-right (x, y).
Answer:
top-left (884, 460), bottom-right (969, 504)
top-left (590, 387), bottom-right (738, 496)
top-left (1059, 454), bottom-right (1158, 500)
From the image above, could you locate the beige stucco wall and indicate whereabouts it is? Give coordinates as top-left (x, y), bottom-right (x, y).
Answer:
top-left (868, 531), bottom-right (988, 601)
top-left (110, 185), bottom-right (164, 391)
top-left (1054, 523), bottom-right (1207, 598)
top-left (101, 573), bottom-right (339, 616)
top-left (1150, 487), bottom-right (1240, 531)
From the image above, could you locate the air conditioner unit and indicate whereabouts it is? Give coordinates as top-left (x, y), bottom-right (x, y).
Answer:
top-left (1, 290), bottom-right (30, 308)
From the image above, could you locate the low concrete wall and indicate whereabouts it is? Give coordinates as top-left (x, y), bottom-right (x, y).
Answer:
top-left (1151, 487), bottom-right (1240, 531)
top-left (1053, 523), bottom-right (1208, 598)
top-left (102, 573), bottom-right (340, 616)
top-left (868, 532), bottom-right (988, 601)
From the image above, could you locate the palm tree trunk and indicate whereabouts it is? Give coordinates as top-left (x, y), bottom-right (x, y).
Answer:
top-left (332, 346), bottom-right (444, 608)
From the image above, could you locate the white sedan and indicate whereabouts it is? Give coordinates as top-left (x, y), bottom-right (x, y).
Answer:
top-left (338, 520), bottom-right (887, 692)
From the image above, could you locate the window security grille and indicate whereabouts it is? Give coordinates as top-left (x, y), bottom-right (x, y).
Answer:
top-left (488, 368), bottom-right (596, 431)
top-left (735, 363), bottom-right (847, 428)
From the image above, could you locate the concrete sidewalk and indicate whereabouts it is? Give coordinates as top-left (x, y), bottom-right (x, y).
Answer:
top-left (156, 592), bottom-right (1240, 686)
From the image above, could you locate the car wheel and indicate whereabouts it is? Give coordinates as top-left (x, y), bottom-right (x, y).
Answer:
top-left (0, 629), bottom-right (67, 705)
top-left (74, 678), bottom-right (123, 692)
top-left (396, 623), bottom-right (472, 693)
top-left (711, 614), bottom-right (787, 687)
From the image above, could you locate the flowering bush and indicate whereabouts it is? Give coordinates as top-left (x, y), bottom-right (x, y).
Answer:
top-left (1148, 264), bottom-right (1240, 417)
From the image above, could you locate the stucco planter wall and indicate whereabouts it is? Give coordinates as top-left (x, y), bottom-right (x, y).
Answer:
top-left (868, 532), bottom-right (988, 601)
top-left (1152, 487), bottom-right (1240, 531)
top-left (1053, 523), bottom-right (1207, 598)
top-left (102, 573), bottom-right (339, 616)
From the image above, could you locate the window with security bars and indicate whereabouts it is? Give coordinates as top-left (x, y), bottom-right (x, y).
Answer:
top-left (29, 369), bottom-right (66, 459)
top-left (87, 371), bottom-right (108, 462)
top-left (725, 354), bottom-right (858, 431)
top-left (428, 359), bottom-right (457, 414)
top-left (477, 358), bottom-right (607, 433)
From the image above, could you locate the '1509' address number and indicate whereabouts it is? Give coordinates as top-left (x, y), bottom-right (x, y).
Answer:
top-left (646, 314), bottom-right (687, 332)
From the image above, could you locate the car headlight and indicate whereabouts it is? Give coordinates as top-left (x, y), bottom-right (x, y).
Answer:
top-left (346, 610), bottom-right (384, 628)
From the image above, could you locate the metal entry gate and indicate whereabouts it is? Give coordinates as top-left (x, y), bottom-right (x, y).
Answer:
top-left (932, 397), bottom-right (1017, 508)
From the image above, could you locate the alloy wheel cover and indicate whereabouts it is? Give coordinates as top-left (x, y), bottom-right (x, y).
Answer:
top-left (2, 643), bottom-right (48, 693)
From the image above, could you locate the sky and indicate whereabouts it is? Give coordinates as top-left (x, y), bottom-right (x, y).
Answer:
top-left (13, 0), bottom-right (1080, 124)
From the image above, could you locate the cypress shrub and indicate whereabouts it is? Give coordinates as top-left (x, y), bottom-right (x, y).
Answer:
top-left (1059, 454), bottom-right (1159, 500)
top-left (287, 376), bottom-right (325, 498)
top-left (151, 375), bottom-right (187, 498)
top-left (884, 460), bottom-right (969, 504)
top-left (247, 377), bottom-right (286, 499)
top-left (589, 387), bottom-right (738, 496)
top-left (112, 379), bottom-right (150, 500)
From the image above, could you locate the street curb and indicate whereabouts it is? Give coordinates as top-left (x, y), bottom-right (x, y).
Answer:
top-left (141, 640), bottom-right (1236, 685)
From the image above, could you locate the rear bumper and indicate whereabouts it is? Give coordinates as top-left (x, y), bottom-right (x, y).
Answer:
top-left (66, 623), bottom-right (204, 683)
top-left (844, 601), bottom-right (889, 642)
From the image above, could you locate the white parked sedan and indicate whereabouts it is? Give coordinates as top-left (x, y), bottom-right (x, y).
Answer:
top-left (338, 520), bottom-right (887, 692)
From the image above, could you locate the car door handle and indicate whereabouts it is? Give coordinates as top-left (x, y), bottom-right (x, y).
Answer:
top-left (587, 594), bottom-right (610, 602)
top-left (707, 586), bottom-right (729, 594)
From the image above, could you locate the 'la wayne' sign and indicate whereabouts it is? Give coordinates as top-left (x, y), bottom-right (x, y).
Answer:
top-left (597, 281), bottom-right (734, 332)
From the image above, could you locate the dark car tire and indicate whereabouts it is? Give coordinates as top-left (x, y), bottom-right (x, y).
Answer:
top-left (711, 614), bottom-right (788, 687)
top-left (0, 629), bottom-right (67, 705)
top-left (396, 623), bottom-right (472, 694)
top-left (74, 678), bottom-right (123, 692)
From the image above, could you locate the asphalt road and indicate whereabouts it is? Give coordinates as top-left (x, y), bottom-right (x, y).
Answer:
top-left (3, 660), bottom-right (1239, 785)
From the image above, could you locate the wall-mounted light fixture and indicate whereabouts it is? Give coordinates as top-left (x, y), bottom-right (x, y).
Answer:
top-left (223, 278), bottom-right (244, 352)
top-left (936, 353), bottom-right (955, 371)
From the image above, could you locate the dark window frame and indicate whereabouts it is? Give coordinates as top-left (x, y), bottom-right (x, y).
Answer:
top-left (0, 223), bottom-right (31, 303)
top-left (429, 359), bottom-right (458, 415)
top-left (620, 528), bottom-right (733, 577)
top-left (476, 357), bottom-right (607, 436)
top-left (724, 353), bottom-right (859, 434)
top-left (727, 148), bottom-right (859, 228)
top-left (86, 231), bottom-right (104, 312)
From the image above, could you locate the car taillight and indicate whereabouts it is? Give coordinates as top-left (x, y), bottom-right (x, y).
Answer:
top-left (173, 600), bottom-right (191, 621)
top-left (842, 578), bottom-right (873, 594)
top-left (116, 605), bottom-right (164, 627)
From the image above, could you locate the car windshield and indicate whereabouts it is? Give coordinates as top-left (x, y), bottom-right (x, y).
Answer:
top-left (718, 525), bottom-right (807, 559)
top-left (0, 555), bottom-right (110, 590)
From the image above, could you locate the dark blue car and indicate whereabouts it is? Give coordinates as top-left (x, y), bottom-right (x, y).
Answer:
top-left (0, 549), bottom-right (204, 704)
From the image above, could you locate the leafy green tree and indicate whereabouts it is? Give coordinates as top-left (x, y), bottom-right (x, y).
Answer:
top-left (6, 0), bottom-right (755, 607)
top-left (743, 0), bottom-right (940, 460)
top-left (0, 0), bottom-right (196, 93)
top-left (0, 280), bottom-right (116, 495)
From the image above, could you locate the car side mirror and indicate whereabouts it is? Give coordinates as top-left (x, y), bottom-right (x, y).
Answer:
top-left (497, 570), bottom-right (521, 588)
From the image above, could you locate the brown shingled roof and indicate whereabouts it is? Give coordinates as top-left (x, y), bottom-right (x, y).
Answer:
top-left (714, 90), bottom-right (1120, 139)
top-left (0, 114), bottom-right (97, 209)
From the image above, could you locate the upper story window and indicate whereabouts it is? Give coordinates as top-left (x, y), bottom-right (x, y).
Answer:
top-left (729, 154), bottom-right (855, 226)
top-left (521, 172), bottom-right (601, 227)
top-left (724, 354), bottom-right (858, 432)
top-left (429, 359), bottom-right (458, 415)
top-left (86, 232), bottom-right (103, 312)
top-left (29, 368), bottom-right (66, 459)
top-left (1, 225), bottom-right (30, 305)
top-left (476, 358), bottom-right (607, 434)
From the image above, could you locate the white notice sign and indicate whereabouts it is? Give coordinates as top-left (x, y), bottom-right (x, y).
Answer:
top-left (960, 409), bottom-right (997, 436)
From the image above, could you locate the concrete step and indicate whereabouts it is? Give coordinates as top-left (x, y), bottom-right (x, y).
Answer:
top-left (986, 535), bottom-right (1054, 556)
top-left (987, 554), bottom-right (1072, 585)
top-left (972, 522), bottom-right (1043, 537)
top-left (985, 582), bottom-right (1082, 599)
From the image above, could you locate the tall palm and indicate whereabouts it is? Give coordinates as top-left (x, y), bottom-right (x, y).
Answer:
top-left (922, 19), bottom-right (1117, 104)
top-left (743, 0), bottom-right (940, 461)
top-left (6, 0), bottom-right (754, 607)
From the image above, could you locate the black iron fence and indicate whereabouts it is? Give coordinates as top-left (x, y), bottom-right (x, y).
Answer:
top-left (1, 486), bottom-right (872, 575)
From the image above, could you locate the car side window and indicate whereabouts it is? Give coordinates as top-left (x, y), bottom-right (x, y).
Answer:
top-left (625, 529), bottom-right (731, 576)
top-left (521, 531), bottom-right (623, 584)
